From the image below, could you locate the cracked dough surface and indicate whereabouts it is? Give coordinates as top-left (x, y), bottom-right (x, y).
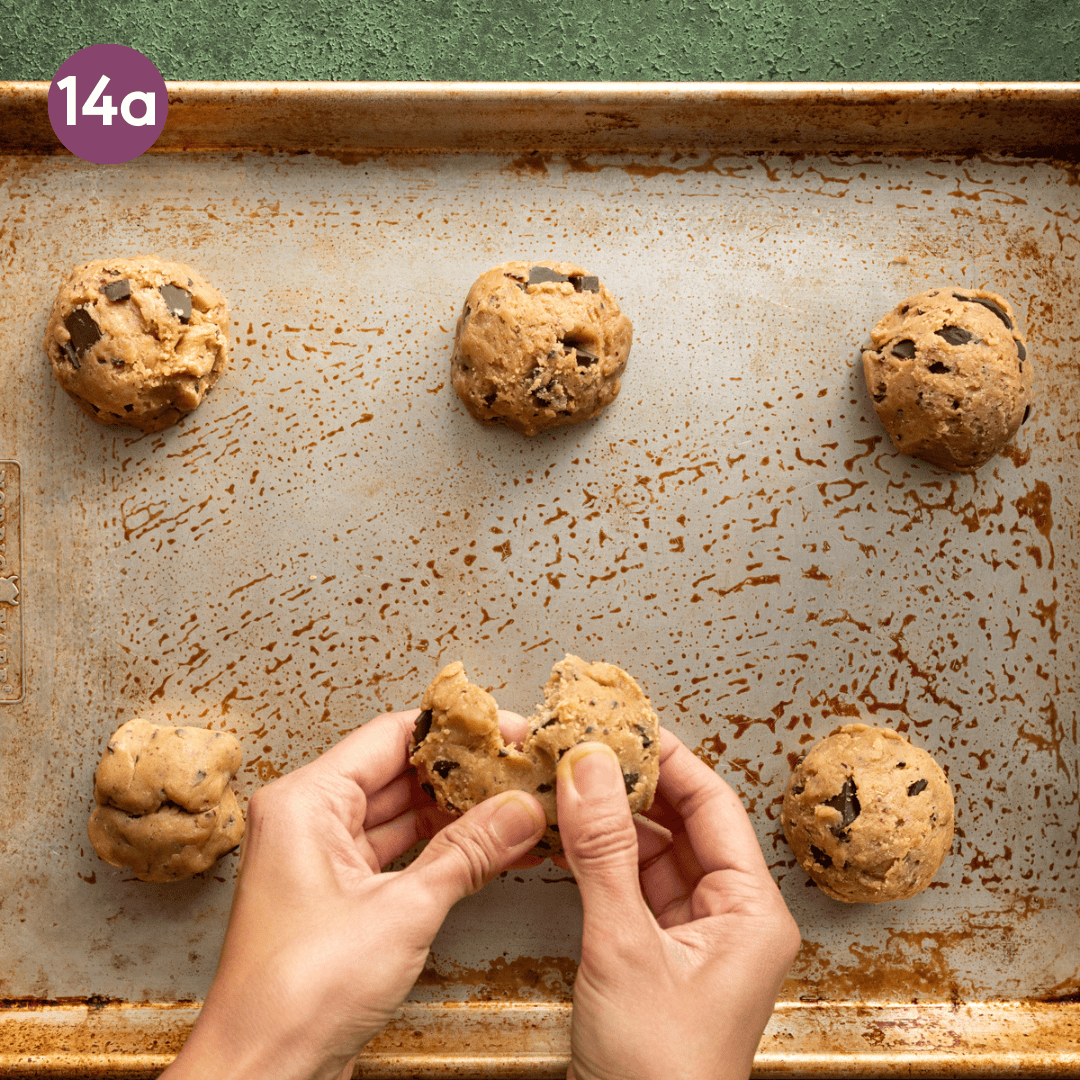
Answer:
top-left (410, 655), bottom-right (659, 855)
top-left (781, 724), bottom-right (954, 903)
top-left (451, 261), bottom-right (633, 436)
top-left (862, 287), bottom-right (1032, 472)
top-left (88, 718), bottom-right (244, 882)
top-left (44, 256), bottom-right (230, 433)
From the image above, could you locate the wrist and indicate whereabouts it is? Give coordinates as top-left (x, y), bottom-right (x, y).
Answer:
top-left (160, 1000), bottom-right (355, 1080)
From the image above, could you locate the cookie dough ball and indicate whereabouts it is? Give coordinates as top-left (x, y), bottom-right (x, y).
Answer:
top-left (44, 256), bottom-right (230, 432)
top-left (781, 724), bottom-right (954, 903)
top-left (88, 718), bottom-right (244, 882)
top-left (862, 288), bottom-right (1032, 472)
top-left (451, 261), bottom-right (633, 436)
top-left (410, 655), bottom-right (659, 855)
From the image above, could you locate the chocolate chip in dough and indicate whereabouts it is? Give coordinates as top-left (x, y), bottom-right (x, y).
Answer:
top-left (570, 274), bottom-right (600, 293)
top-left (102, 279), bottom-right (132, 302)
top-left (809, 845), bottom-right (833, 869)
top-left (956, 293), bottom-right (1013, 329)
top-left (907, 778), bottom-right (929, 797)
top-left (824, 776), bottom-right (861, 834)
top-left (432, 759), bottom-right (461, 779)
top-left (64, 308), bottom-right (101, 357)
top-left (623, 771), bottom-right (639, 795)
top-left (62, 342), bottom-right (80, 368)
top-left (891, 339), bottom-right (916, 359)
top-left (159, 284), bottom-right (192, 324)
top-left (528, 266), bottom-right (570, 287)
top-left (1016, 340), bottom-right (1027, 366)
top-left (411, 709), bottom-right (434, 749)
top-left (928, 361), bottom-right (953, 375)
top-left (937, 325), bottom-right (978, 346)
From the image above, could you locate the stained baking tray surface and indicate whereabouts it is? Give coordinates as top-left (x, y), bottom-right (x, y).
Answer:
top-left (0, 83), bottom-right (1078, 1077)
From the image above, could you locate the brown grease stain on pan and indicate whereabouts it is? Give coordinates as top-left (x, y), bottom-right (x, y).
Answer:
top-left (416, 955), bottom-right (577, 1002)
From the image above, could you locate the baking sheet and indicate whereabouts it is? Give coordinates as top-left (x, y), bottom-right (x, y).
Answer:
top-left (1, 83), bottom-right (1078, 1076)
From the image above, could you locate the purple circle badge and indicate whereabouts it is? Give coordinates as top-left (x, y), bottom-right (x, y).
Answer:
top-left (48, 44), bottom-right (168, 165)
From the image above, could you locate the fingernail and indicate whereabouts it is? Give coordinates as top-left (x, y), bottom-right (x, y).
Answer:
top-left (490, 793), bottom-right (545, 848)
top-left (564, 743), bottom-right (619, 798)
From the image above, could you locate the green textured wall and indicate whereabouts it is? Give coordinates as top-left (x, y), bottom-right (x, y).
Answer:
top-left (1, 0), bottom-right (1078, 82)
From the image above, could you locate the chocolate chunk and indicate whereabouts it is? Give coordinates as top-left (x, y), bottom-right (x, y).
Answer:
top-left (64, 308), bottom-right (101, 357)
top-left (533, 837), bottom-right (551, 850)
top-left (61, 341), bottom-right (80, 368)
top-left (937, 325), bottom-right (977, 346)
top-left (528, 266), bottom-right (569, 286)
top-left (928, 361), bottom-right (952, 375)
top-left (193, 769), bottom-right (207, 784)
top-left (809, 845), bottom-right (832, 869)
top-left (791, 783), bottom-right (805, 796)
top-left (432, 759), bottom-right (460, 779)
top-left (896, 761), bottom-right (907, 768)
top-left (907, 778), bottom-right (929, 797)
top-left (891, 339), bottom-right (916, 359)
top-left (570, 274), bottom-right (600, 293)
top-left (1016, 340), bottom-right (1026, 365)
top-left (623, 771), bottom-right (639, 795)
top-left (159, 284), bottom-right (192, 323)
top-left (634, 723), bottom-right (653, 749)
top-left (824, 777), bottom-right (861, 833)
top-left (536, 782), bottom-right (553, 793)
top-left (420, 782), bottom-right (435, 801)
top-left (483, 390), bottom-right (498, 407)
top-left (956, 293), bottom-right (1013, 329)
top-left (411, 709), bottom-right (434, 749)
top-left (872, 384), bottom-right (887, 403)
top-left (575, 349), bottom-right (599, 369)
top-left (111, 357), bottom-right (125, 367)
top-left (541, 717), bottom-right (560, 729)
top-left (1023, 404), bottom-right (1032, 424)
top-left (102, 279), bottom-right (131, 302)
top-left (497, 749), bottom-right (508, 758)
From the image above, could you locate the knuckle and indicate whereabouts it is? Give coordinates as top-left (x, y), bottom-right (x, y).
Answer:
top-left (566, 807), bottom-right (638, 865)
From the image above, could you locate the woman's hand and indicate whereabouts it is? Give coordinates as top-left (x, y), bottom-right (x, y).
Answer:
top-left (556, 728), bottom-right (800, 1080)
top-left (161, 709), bottom-right (546, 1080)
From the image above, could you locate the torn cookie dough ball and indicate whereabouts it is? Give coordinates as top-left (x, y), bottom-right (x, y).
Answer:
top-left (451, 261), bottom-right (633, 436)
top-left (862, 288), bottom-right (1032, 472)
top-left (410, 655), bottom-right (659, 855)
top-left (44, 256), bottom-right (230, 433)
top-left (781, 724), bottom-right (954, 903)
top-left (88, 718), bottom-right (244, 882)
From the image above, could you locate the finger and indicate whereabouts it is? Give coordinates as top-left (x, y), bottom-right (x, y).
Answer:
top-left (639, 834), bottom-right (702, 924)
top-left (366, 804), bottom-right (456, 867)
top-left (363, 771), bottom-right (431, 831)
top-left (547, 815), bottom-right (673, 873)
top-left (498, 709), bottom-right (530, 747)
top-left (315, 710), bottom-right (419, 796)
top-left (555, 743), bottom-right (652, 929)
top-left (403, 791), bottom-right (546, 919)
top-left (657, 727), bottom-right (772, 878)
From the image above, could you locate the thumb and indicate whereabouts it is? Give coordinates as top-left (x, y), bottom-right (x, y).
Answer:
top-left (404, 790), bottom-right (546, 920)
top-left (557, 743), bottom-right (649, 923)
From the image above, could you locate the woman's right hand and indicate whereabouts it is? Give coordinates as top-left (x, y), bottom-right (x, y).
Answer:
top-left (555, 727), bottom-right (800, 1080)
